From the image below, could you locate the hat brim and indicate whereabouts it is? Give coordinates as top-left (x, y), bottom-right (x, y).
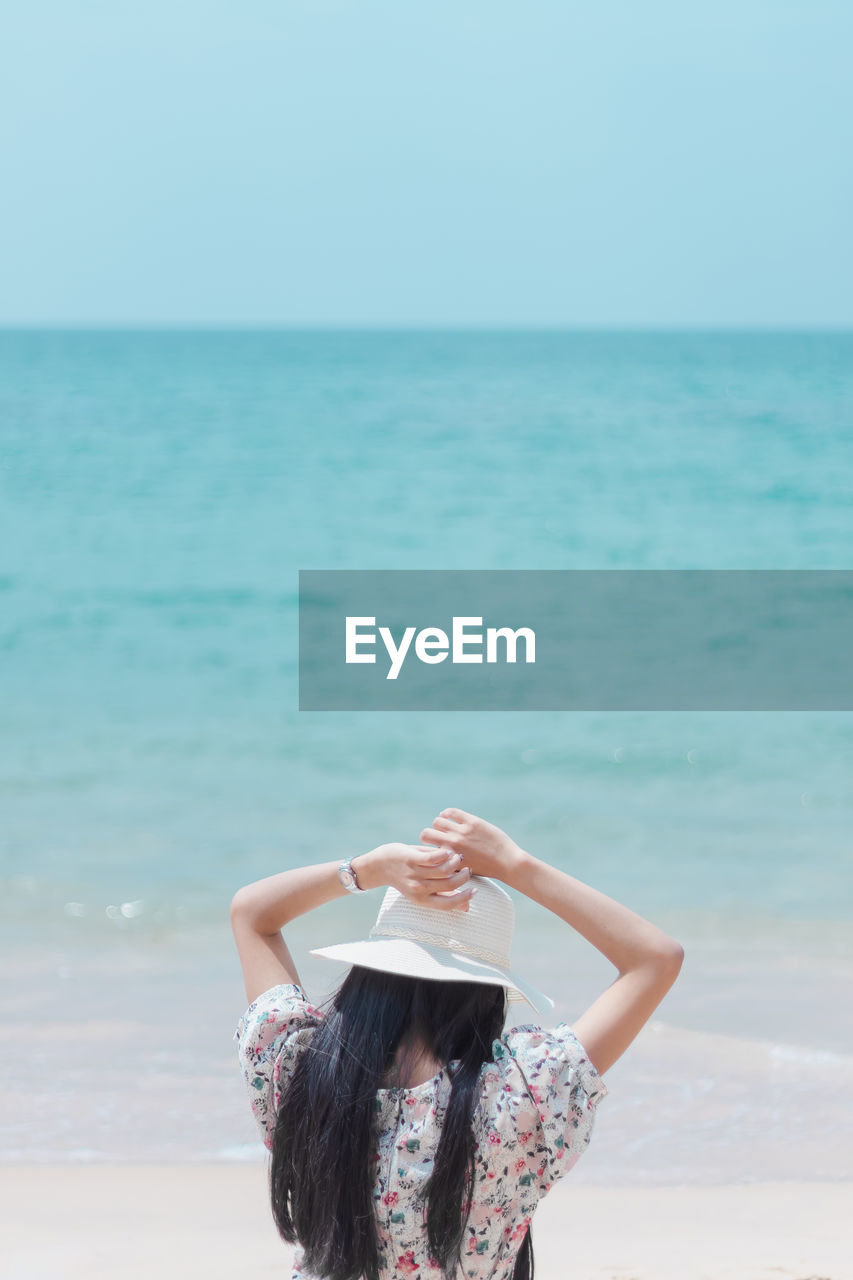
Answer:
top-left (309, 936), bottom-right (555, 1017)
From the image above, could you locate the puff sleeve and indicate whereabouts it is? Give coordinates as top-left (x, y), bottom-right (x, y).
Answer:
top-left (233, 982), bottom-right (324, 1152)
top-left (487, 1022), bottom-right (607, 1196)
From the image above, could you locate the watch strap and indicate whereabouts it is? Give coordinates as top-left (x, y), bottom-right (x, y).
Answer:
top-left (338, 856), bottom-right (367, 893)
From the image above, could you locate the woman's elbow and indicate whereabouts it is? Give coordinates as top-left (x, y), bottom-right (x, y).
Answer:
top-left (230, 887), bottom-right (254, 922)
top-left (647, 939), bottom-right (685, 975)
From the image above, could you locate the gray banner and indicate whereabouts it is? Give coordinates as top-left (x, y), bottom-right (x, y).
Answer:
top-left (298, 570), bottom-right (853, 710)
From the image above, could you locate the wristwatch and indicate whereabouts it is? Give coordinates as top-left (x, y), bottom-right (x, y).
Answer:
top-left (338, 856), bottom-right (367, 894)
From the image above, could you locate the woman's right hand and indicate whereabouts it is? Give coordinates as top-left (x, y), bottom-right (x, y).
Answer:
top-left (353, 841), bottom-right (476, 910)
top-left (418, 808), bottom-right (526, 882)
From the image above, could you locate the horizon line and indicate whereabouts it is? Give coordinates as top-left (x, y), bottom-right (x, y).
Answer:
top-left (0, 320), bottom-right (851, 334)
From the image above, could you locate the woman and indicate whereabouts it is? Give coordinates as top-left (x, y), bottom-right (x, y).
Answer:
top-left (231, 807), bottom-right (684, 1280)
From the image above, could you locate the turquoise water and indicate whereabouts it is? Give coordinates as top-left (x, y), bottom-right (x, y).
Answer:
top-left (2, 328), bottom-right (852, 930)
top-left (2, 328), bottom-right (853, 1170)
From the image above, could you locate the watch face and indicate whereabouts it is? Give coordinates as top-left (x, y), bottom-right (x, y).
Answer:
top-left (339, 864), bottom-right (355, 890)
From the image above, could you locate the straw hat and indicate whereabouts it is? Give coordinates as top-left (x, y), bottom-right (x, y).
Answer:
top-left (310, 875), bottom-right (555, 1016)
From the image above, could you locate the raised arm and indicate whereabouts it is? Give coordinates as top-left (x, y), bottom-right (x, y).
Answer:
top-left (420, 808), bottom-right (684, 1079)
top-left (230, 842), bottom-right (475, 1004)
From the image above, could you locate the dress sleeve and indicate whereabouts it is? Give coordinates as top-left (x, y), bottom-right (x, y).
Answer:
top-left (488, 1022), bottom-right (608, 1195)
top-left (232, 982), bottom-right (324, 1152)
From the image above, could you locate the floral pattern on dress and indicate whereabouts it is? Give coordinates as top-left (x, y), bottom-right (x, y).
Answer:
top-left (234, 982), bottom-right (607, 1280)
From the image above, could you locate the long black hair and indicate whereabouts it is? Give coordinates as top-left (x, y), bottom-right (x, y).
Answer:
top-left (269, 964), bottom-right (534, 1280)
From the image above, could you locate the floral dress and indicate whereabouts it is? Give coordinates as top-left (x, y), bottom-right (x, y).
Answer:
top-left (234, 983), bottom-right (608, 1280)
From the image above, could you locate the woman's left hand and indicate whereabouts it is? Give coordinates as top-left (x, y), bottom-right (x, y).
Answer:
top-left (351, 843), bottom-right (475, 911)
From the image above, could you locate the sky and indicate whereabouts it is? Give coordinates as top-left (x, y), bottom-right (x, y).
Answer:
top-left (0, 1), bottom-right (851, 327)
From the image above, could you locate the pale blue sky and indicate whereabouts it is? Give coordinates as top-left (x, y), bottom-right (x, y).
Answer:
top-left (1, 1), bottom-right (851, 326)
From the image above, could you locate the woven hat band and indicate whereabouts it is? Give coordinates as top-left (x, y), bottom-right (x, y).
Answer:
top-left (368, 922), bottom-right (509, 970)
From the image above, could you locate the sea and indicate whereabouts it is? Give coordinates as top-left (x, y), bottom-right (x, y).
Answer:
top-left (1, 327), bottom-right (851, 1184)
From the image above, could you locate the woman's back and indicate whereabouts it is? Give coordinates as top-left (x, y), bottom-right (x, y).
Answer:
top-left (234, 980), bottom-right (608, 1280)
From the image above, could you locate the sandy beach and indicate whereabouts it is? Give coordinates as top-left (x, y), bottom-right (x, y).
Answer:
top-left (2, 1166), bottom-right (850, 1280)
